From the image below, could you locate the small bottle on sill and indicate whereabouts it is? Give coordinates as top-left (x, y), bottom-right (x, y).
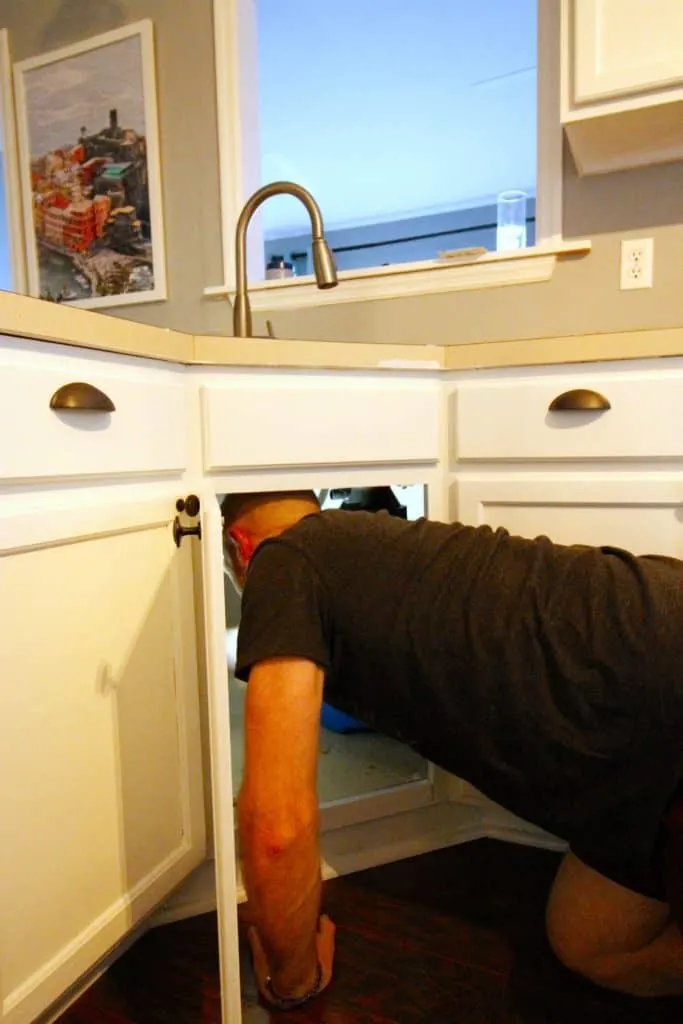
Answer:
top-left (265, 255), bottom-right (295, 279)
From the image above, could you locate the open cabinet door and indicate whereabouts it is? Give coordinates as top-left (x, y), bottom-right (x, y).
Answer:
top-left (197, 495), bottom-right (242, 1023)
top-left (0, 496), bottom-right (206, 1023)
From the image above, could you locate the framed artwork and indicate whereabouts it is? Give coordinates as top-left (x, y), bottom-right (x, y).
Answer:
top-left (14, 20), bottom-right (167, 308)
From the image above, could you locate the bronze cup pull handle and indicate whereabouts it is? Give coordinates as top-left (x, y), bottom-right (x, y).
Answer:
top-left (548, 388), bottom-right (611, 412)
top-left (50, 382), bottom-right (115, 412)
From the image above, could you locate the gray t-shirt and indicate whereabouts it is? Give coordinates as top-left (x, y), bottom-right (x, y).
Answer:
top-left (236, 509), bottom-right (683, 898)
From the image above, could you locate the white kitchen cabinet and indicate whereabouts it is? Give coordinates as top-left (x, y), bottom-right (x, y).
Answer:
top-left (200, 370), bottom-right (440, 471)
top-left (1, 337), bottom-right (457, 1024)
top-left (0, 337), bottom-right (188, 484)
top-left (561, 0), bottom-right (683, 173)
top-left (0, 496), bottom-right (206, 1024)
top-left (448, 357), bottom-right (683, 824)
top-left (455, 474), bottom-right (683, 560)
top-left (9, 321), bottom-right (683, 1024)
top-left (570, 0), bottom-right (683, 103)
top-left (453, 366), bottom-right (683, 463)
top-left (450, 360), bottom-right (683, 557)
top-left (0, 334), bottom-right (207, 1024)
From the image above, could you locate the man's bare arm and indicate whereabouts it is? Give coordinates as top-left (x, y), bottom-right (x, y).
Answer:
top-left (237, 656), bottom-right (326, 996)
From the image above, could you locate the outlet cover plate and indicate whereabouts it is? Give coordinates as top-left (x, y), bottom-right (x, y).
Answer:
top-left (620, 237), bottom-right (654, 290)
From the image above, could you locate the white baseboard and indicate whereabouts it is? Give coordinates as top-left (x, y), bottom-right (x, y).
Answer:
top-left (152, 798), bottom-right (566, 926)
top-left (152, 859), bottom-right (220, 927)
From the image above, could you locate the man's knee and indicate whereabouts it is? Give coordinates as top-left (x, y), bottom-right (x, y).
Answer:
top-left (546, 910), bottom-right (610, 985)
top-left (545, 853), bottom-right (613, 982)
top-left (545, 900), bottom-right (606, 983)
top-left (545, 851), bottom-right (671, 990)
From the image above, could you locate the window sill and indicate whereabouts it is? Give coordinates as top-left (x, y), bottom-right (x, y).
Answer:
top-left (203, 240), bottom-right (592, 311)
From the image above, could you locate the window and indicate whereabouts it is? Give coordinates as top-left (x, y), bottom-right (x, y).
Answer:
top-left (256, 0), bottom-right (538, 276)
top-left (0, 29), bottom-right (25, 294)
top-left (208, 2), bottom-right (586, 305)
top-left (0, 142), bottom-right (13, 291)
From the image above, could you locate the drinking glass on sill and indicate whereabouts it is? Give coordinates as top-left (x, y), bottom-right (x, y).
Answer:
top-left (496, 190), bottom-right (528, 251)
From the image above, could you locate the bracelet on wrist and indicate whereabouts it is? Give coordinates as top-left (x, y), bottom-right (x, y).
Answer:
top-left (265, 961), bottom-right (323, 1011)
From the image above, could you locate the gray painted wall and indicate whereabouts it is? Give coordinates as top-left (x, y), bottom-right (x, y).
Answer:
top-left (0, 0), bottom-right (226, 335)
top-left (3, 1), bottom-right (682, 343)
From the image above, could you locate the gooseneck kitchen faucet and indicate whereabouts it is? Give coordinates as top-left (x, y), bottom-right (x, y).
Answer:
top-left (233, 181), bottom-right (338, 338)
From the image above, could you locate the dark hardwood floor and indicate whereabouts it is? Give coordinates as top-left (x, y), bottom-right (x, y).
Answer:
top-left (56, 839), bottom-right (683, 1023)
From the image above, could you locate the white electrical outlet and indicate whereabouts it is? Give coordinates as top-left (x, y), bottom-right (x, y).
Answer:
top-left (620, 237), bottom-right (654, 290)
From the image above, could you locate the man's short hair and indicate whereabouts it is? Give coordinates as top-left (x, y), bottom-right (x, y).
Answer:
top-left (220, 490), bottom-right (320, 529)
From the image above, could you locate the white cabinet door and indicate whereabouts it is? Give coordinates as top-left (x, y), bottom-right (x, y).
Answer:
top-left (455, 474), bottom-right (683, 557)
top-left (0, 498), bottom-right (205, 1024)
top-left (571, 0), bottom-right (683, 104)
top-left (195, 495), bottom-right (241, 1024)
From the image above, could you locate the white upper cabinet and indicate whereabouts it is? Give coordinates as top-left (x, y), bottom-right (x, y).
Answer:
top-left (572, 0), bottom-right (683, 103)
top-left (562, 0), bottom-right (683, 174)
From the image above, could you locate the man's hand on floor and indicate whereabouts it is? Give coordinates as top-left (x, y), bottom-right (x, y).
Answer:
top-left (248, 914), bottom-right (336, 1007)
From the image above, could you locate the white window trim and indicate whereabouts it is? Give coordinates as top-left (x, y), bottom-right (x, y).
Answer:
top-left (207, 0), bottom-right (590, 312)
top-left (0, 28), bottom-right (27, 293)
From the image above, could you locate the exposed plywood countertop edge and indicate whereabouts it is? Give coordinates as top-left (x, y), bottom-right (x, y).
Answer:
top-left (195, 327), bottom-right (683, 373)
top-left (0, 291), bottom-right (193, 363)
top-left (1, 291), bottom-right (682, 371)
top-left (443, 327), bottom-right (683, 371)
top-left (191, 334), bottom-right (446, 371)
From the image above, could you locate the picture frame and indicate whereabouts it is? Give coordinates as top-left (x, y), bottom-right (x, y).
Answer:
top-left (14, 19), bottom-right (167, 309)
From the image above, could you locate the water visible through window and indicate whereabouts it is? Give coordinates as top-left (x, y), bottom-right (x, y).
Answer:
top-left (256, 0), bottom-right (537, 277)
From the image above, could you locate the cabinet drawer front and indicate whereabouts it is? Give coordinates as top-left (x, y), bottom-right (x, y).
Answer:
top-left (0, 361), bottom-right (187, 481)
top-left (202, 375), bottom-right (440, 471)
top-left (454, 372), bottom-right (683, 462)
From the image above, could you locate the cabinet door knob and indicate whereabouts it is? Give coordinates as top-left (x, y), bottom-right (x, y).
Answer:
top-left (548, 388), bottom-right (611, 412)
top-left (50, 382), bottom-right (115, 412)
top-left (176, 494), bottom-right (201, 517)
